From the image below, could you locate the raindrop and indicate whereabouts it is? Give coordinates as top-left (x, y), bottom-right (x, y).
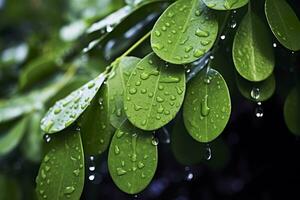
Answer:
top-left (255, 102), bottom-right (264, 118)
top-left (64, 186), bottom-right (75, 194)
top-left (273, 43), bottom-right (277, 48)
top-left (250, 87), bottom-right (260, 100)
top-left (186, 172), bottom-right (194, 181)
top-left (230, 20), bottom-right (237, 29)
top-left (89, 166), bottom-right (96, 172)
top-left (220, 35), bottom-right (226, 40)
top-left (43, 134), bottom-right (51, 143)
top-left (89, 174), bottom-right (95, 181)
top-left (106, 24), bottom-right (114, 32)
top-left (151, 137), bottom-right (159, 146)
top-left (205, 144), bottom-right (212, 160)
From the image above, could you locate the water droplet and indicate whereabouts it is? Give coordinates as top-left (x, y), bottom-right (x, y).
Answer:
top-left (88, 82), bottom-right (95, 89)
top-left (250, 87), bottom-right (260, 100)
top-left (89, 166), bottom-right (95, 172)
top-left (255, 103), bottom-right (264, 118)
top-left (73, 169), bottom-right (80, 176)
top-left (64, 186), bottom-right (75, 195)
top-left (230, 20), bottom-right (237, 29)
top-left (193, 49), bottom-right (204, 58)
top-left (134, 104), bottom-right (143, 111)
top-left (156, 96), bottom-right (164, 103)
top-left (117, 168), bottom-right (127, 176)
top-left (205, 144), bottom-right (212, 160)
top-left (54, 108), bottom-right (61, 114)
top-left (114, 145), bottom-right (120, 155)
top-left (220, 35), bottom-right (226, 40)
top-left (195, 28), bottom-right (209, 37)
top-left (152, 43), bottom-right (164, 50)
top-left (43, 134), bottom-right (51, 143)
top-left (89, 174), bottom-right (95, 181)
top-left (201, 95), bottom-right (210, 117)
top-left (195, 10), bottom-right (202, 16)
top-left (273, 43), bottom-right (277, 48)
top-left (155, 30), bottom-right (161, 37)
top-left (138, 161), bottom-right (145, 169)
top-left (151, 137), bottom-right (159, 146)
top-left (43, 121), bottom-right (54, 133)
top-left (129, 88), bottom-right (137, 94)
top-left (186, 172), bottom-right (194, 181)
top-left (116, 131), bottom-right (124, 138)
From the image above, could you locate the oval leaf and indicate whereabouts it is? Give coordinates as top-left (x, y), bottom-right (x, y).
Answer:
top-left (124, 53), bottom-right (185, 131)
top-left (202, 0), bottom-right (249, 10)
top-left (236, 73), bottom-right (276, 102)
top-left (41, 73), bottom-right (106, 134)
top-left (107, 57), bottom-right (141, 128)
top-left (265, 0), bottom-right (300, 51)
top-left (284, 88), bottom-right (300, 136)
top-left (80, 86), bottom-right (115, 155)
top-left (0, 117), bottom-right (29, 156)
top-left (108, 120), bottom-right (157, 194)
top-left (183, 68), bottom-right (231, 143)
top-left (36, 129), bottom-right (84, 200)
top-left (151, 0), bottom-right (218, 64)
top-left (233, 11), bottom-right (274, 82)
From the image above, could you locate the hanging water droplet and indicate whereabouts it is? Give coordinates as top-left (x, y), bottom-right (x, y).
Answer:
top-left (230, 20), bottom-right (237, 29)
top-left (89, 166), bottom-right (95, 172)
top-left (43, 134), bottom-right (51, 143)
top-left (106, 24), bottom-right (113, 32)
top-left (186, 172), bottom-right (194, 181)
top-left (273, 43), bottom-right (277, 48)
top-left (250, 87), bottom-right (260, 100)
top-left (151, 137), bottom-right (159, 146)
top-left (205, 144), bottom-right (212, 160)
top-left (220, 35), bottom-right (226, 40)
top-left (255, 103), bottom-right (264, 118)
top-left (89, 174), bottom-right (95, 181)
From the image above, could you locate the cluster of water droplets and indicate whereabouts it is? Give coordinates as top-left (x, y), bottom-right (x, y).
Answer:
top-left (250, 87), bottom-right (264, 118)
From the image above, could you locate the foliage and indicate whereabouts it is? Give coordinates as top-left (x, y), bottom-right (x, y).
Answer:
top-left (0, 0), bottom-right (299, 198)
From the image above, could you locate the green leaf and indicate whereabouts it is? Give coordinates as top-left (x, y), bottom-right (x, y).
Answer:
top-left (202, 0), bottom-right (249, 10)
top-left (108, 120), bottom-right (157, 194)
top-left (0, 116), bottom-right (29, 156)
top-left (0, 174), bottom-right (22, 200)
top-left (36, 129), bottom-right (85, 200)
top-left (124, 52), bottom-right (185, 131)
top-left (151, 0), bottom-right (218, 64)
top-left (107, 57), bottom-right (141, 128)
top-left (284, 88), bottom-right (300, 136)
top-left (183, 68), bottom-right (231, 143)
top-left (265, 0), bottom-right (300, 51)
top-left (171, 115), bottom-right (205, 165)
top-left (233, 11), bottom-right (274, 82)
top-left (41, 73), bottom-right (106, 134)
top-left (236, 73), bottom-right (276, 102)
top-left (21, 111), bottom-right (44, 162)
top-left (80, 86), bottom-right (115, 155)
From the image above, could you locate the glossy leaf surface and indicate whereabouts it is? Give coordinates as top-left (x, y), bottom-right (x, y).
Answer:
top-left (108, 121), bottom-right (157, 194)
top-left (124, 53), bottom-right (185, 131)
top-left (151, 0), bottom-right (218, 64)
top-left (202, 0), bottom-right (248, 10)
top-left (183, 68), bottom-right (231, 143)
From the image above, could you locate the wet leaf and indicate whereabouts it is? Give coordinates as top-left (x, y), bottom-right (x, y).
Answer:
top-left (22, 111), bottom-right (44, 162)
top-left (151, 0), bottom-right (218, 64)
top-left (107, 57), bottom-right (141, 128)
top-left (41, 73), bottom-right (106, 134)
top-left (202, 0), bottom-right (249, 10)
top-left (233, 11), bottom-right (274, 82)
top-left (80, 86), bottom-right (115, 155)
top-left (0, 116), bottom-right (29, 156)
top-left (265, 0), bottom-right (300, 51)
top-left (36, 129), bottom-right (84, 200)
top-left (108, 120), bottom-right (157, 194)
top-left (183, 68), bottom-right (231, 143)
top-left (284, 88), bottom-right (300, 136)
top-left (171, 115), bottom-right (205, 165)
top-left (124, 53), bottom-right (185, 131)
top-left (236, 73), bottom-right (276, 102)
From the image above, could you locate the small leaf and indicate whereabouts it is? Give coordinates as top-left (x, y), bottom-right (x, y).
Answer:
top-left (233, 11), bottom-right (274, 82)
top-left (80, 86), bottom-right (115, 155)
top-left (202, 0), bottom-right (249, 10)
top-left (171, 115), bottom-right (205, 165)
top-left (236, 73), bottom-right (276, 102)
top-left (108, 120), bottom-right (157, 194)
top-left (151, 0), bottom-right (218, 64)
top-left (124, 53), bottom-right (185, 131)
top-left (265, 0), bottom-right (300, 51)
top-left (107, 57), bottom-right (141, 128)
top-left (21, 111), bottom-right (44, 162)
top-left (284, 88), bottom-right (300, 136)
top-left (41, 73), bottom-right (106, 134)
top-left (36, 129), bottom-right (84, 200)
top-left (0, 117), bottom-right (29, 156)
top-left (183, 68), bottom-right (231, 143)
